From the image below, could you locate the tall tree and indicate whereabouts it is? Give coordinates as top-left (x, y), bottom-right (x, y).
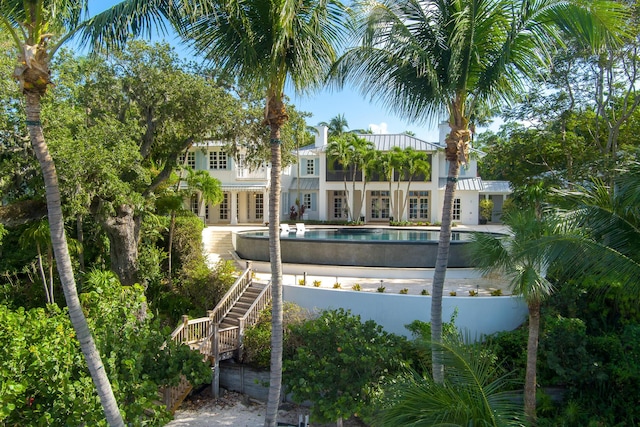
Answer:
top-left (332, 0), bottom-right (627, 383)
top-left (44, 42), bottom-right (240, 286)
top-left (557, 161), bottom-right (640, 289)
top-left (469, 209), bottom-right (560, 422)
top-left (327, 134), bottom-right (355, 220)
top-left (0, 2), bottom-right (182, 424)
top-left (173, 1), bottom-right (347, 424)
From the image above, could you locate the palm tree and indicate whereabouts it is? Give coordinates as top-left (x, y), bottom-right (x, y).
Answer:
top-left (1, 1), bottom-right (188, 424)
top-left (401, 147), bottom-right (431, 221)
top-left (319, 113), bottom-right (350, 137)
top-left (468, 209), bottom-right (561, 422)
top-left (173, 1), bottom-right (347, 424)
top-left (381, 335), bottom-right (524, 426)
top-left (332, 0), bottom-right (627, 383)
top-left (19, 219), bottom-right (55, 304)
top-left (557, 162), bottom-right (640, 290)
top-left (327, 135), bottom-right (355, 220)
top-left (185, 168), bottom-right (224, 219)
top-left (349, 135), bottom-right (375, 221)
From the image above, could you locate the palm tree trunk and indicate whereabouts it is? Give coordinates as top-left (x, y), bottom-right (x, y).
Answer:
top-left (264, 98), bottom-right (285, 427)
top-left (25, 92), bottom-right (125, 426)
top-left (431, 158), bottom-right (459, 383)
top-left (343, 176), bottom-right (350, 221)
top-left (525, 301), bottom-right (541, 424)
top-left (431, 119), bottom-right (467, 384)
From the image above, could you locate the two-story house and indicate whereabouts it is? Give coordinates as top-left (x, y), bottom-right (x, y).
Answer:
top-left (182, 122), bottom-right (511, 225)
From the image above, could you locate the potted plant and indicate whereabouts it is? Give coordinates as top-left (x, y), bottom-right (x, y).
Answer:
top-left (479, 199), bottom-right (494, 224)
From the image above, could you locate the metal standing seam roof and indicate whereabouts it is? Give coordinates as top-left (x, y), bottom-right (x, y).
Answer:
top-left (480, 180), bottom-right (512, 193)
top-left (357, 134), bottom-right (441, 152)
top-left (438, 177), bottom-right (484, 191)
top-left (220, 184), bottom-right (268, 192)
top-left (289, 178), bottom-right (320, 191)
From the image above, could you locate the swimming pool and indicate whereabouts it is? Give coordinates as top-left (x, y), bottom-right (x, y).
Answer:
top-left (234, 228), bottom-right (476, 268)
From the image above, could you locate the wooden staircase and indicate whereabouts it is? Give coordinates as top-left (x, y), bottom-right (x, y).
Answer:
top-left (220, 283), bottom-right (267, 329)
top-left (162, 266), bottom-right (272, 412)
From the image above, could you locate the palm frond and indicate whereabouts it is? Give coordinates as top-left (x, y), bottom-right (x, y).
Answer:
top-left (75, 0), bottom-right (185, 53)
top-left (380, 336), bottom-right (525, 427)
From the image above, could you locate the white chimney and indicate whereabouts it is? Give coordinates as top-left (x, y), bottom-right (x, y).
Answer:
top-left (315, 125), bottom-right (328, 148)
top-left (438, 121), bottom-right (449, 145)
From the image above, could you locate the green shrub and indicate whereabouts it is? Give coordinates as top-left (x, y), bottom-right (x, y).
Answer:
top-left (241, 302), bottom-right (310, 368)
top-left (352, 283), bottom-right (361, 291)
top-left (313, 280), bottom-right (321, 287)
top-left (399, 288), bottom-right (408, 294)
top-left (490, 289), bottom-right (503, 296)
top-left (421, 289), bottom-right (429, 296)
top-left (0, 270), bottom-right (210, 426)
top-left (284, 309), bottom-right (408, 424)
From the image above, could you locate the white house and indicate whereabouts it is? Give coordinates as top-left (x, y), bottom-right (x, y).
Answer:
top-left (182, 122), bottom-right (511, 225)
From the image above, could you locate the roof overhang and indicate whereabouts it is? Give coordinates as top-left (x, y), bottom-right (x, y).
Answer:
top-left (220, 184), bottom-right (267, 192)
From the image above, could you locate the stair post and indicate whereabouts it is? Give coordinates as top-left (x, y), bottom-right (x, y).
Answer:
top-left (212, 323), bottom-right (220, 398)
top-left (237, 317), bottom-right (245, 362)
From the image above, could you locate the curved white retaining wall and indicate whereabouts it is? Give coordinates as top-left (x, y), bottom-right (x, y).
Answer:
top-left (284, 285), bottom-right (528, 340)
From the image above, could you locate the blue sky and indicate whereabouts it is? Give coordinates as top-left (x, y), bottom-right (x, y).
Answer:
top-left (86, 2), bottom-right (499, 142)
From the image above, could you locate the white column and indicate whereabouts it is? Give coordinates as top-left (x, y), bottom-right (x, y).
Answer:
top-left (263, 189), bottom-right (270, 224)
top-left (230, 191), bottom-right (238, 225)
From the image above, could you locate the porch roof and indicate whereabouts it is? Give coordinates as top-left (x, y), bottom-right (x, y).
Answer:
top-left (289, 178), bottom-right (320, 191)
top-left (220, 184), bottom-right (267, 192)
top-left (480, 180), bottom-right (512, 194)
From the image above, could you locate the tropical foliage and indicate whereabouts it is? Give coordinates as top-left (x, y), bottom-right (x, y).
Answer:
top-left (379, 336), bottom-right (524, 427)
top-left (0, 270), bottom-right (210, 426)
top-left (332, 0), bottom-right (627, 384)
top-left (172, 0), bottom-right (348, 423)
top-left (284, 309), bottom-right (408, 425)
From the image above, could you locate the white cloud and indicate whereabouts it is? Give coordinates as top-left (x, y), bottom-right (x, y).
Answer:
top-left (368, 122), bottom-right (388, 134)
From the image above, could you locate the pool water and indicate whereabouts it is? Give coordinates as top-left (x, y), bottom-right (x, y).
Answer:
top-left (243, 228), bottom-right (472, 242)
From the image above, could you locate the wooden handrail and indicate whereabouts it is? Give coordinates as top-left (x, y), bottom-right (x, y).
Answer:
top-left (238, 282), bottom-right (272, 327)
top-left (209, 267), bottom-right (253, 325)
top-left (170, 317), bottom-right (211, 345)
top-left (237, 281), bottom-right (272, 361)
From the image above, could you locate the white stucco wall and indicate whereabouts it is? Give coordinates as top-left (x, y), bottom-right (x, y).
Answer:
top-left (284, 285), bottom-right (527, 340)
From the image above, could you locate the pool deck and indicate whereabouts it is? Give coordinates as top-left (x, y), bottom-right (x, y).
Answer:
top-left (204, 223), bottom-right (512, 297)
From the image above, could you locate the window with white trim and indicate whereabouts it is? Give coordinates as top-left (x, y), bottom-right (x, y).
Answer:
top-left (190, 194), bottom-right (199, 214)
top-left (409, 191), bottom-right (429, 220)
top-left (209, 151), bottom-right (228, 170)
top-left (303, 193), bottom-right (312, 211)
top-left (178, 152), bottom-right (195, 169)
top-left (219, 193), bottom-right (228, 220)
top-left (255, 193), bottom-right (264, 219)
top-left (452, 198), bottom-right (461, 221)
top-left (305, 159), bottom-right (314, 175)
top-left (370, 191), bottom-right (390, 219)
top-left (333, 191), bottom-right (346, 219)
